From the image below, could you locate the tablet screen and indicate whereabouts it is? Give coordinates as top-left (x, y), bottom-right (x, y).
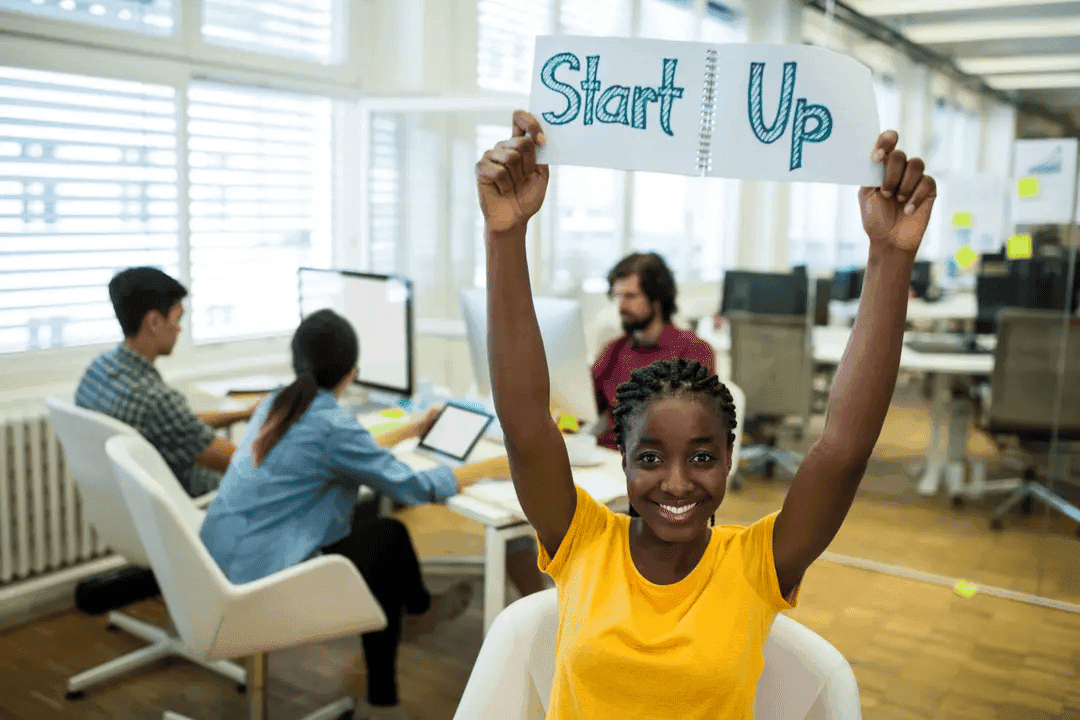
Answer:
top-left (417, 403), bottom-right (494, 462)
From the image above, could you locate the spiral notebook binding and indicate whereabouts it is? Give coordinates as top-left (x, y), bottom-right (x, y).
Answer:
top-left (697, 48), bottom-right (719, 175)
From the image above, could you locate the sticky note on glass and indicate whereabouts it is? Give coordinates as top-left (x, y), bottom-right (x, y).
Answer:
top-left (954, 580), bottom-right (977, 598)
top-left (1007, 234), bottom-right (1033, 259)
top-left (951, 212), bottom-right (973, 229)
top-left (955, 245), bottom-right (978, 270)
top-left (1017, 176), bottom-right (1040, 198)
top-left (380, 408), bottom-right (407, 418)
top-left (557, 414), bottom-right (580, 433)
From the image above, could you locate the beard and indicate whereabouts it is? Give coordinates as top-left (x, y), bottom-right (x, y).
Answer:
top-left (621, 308), bottom-right (655, 334)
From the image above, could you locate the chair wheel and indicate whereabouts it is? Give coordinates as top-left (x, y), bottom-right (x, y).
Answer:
top-left (1020, 496), bottom-right (1033, 515)
top-left (990, 518), bottom-right (1004, 531)
top-left (237, 684), bottom-right (246, 693)
top-left (950, 496), bottom-right (964, 509)
top-left (764, 461), bottom-right (775, 479)
top-left (65, 690), bottom-right (85, 700)
top-left (336, 712), bottom-right (354, 720)
top-left (105, 623), bottom-right (118, 632)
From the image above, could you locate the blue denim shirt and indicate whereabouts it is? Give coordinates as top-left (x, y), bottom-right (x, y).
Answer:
top-left (200, 389), bottom-right (457, 585)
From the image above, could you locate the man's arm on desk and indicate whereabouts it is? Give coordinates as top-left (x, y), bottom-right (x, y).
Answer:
top-left (373, 408), bottom-right (439, 448)
top-left (198, 404), bottom-right (258, 429)
top-left (453, 456), bottom-right (511, 492)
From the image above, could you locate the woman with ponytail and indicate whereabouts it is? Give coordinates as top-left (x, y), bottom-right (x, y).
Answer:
top-left (199, 309), bottom-right (511, 720)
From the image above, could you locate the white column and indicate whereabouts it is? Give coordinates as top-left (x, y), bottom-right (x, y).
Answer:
top-left (735, 0), bottom-right (802, 271)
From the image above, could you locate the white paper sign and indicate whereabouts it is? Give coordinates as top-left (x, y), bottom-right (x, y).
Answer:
top-left (530, 36), bottom-right (884, 186)
top-left (938, 173), bottom-right (1011, 254)
top-left (1011, 138), bottom-right (1079, 224)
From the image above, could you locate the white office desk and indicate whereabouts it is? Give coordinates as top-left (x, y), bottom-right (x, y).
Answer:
top-left (357, 411), bottom-right (627, 635)
top-left (697, 322), bottom-right (996, 500)
top-left (829, 293), bottom-right (977, 327)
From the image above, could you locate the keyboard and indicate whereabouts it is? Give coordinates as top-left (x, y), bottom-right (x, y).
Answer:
top-left (904, 338), bottom-right (993, 355)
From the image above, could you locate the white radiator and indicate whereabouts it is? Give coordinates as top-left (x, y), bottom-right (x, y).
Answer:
top-left (0, 407), bottom-right (108, 587)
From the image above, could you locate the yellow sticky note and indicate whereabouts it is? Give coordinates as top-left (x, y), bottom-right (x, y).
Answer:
top-left (1017, 176), bottom-right (1040, 198)
top-left (1007, 234), bottom-right (1033, 259)
top-left (954, 580), bottom-right (978, 598)
top-left (955, 245), bottom-right (978, 270)
top-left (557, 414), bottom-right (580, 433)
top-left (951, 212), bottom-right (973, 229)
top-left (368, 421), bottom-right (403, 436)
top-left (379, 408), bottom-right (407, 418)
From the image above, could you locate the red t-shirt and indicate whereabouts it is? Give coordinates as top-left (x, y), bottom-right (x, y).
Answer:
top-left (591, 323), bottom-right (717, 450)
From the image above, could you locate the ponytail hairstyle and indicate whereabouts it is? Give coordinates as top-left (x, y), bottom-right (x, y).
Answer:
top-left (251, 309), bottom-right (359, 466)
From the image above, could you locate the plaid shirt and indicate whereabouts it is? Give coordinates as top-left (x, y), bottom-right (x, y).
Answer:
top-left (75, 344), bottom-right (219, 497)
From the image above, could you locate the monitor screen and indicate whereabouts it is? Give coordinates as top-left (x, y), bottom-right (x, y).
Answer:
top-left (831, 268), bottom-right (864, 302)
top-left (720, 270), bottom-right (808, 316)
top-left (910, 261), bottom-right (932, 299)
top-left (298, 268), bottom-right (413, 398)
top-left (460, 289), bottom-right (598, 425)
top-left (975, 273), bottom-right (1022, 335)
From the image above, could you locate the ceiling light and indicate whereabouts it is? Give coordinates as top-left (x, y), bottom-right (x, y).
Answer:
top-left (851, 0), bottom-right (1079, 16)
top-left (984, 72), bottom-right (1080, 89)
top-left (904, 18), bottom-right (1080, 44)
top-left (957, 55), bottom-right (1080, 75)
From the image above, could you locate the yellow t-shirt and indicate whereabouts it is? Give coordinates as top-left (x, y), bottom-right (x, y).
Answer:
top-left (537, 484), bottom-right (800, 719)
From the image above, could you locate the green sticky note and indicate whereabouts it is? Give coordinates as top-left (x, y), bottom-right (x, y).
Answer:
top-left (1017, 176), bottom-right (1040, 198)
top-left (368, 421), bottom-right (402, 436)
top-left (557, 414), bottom-right (580, 433)
top-left (954, 580), bottom-right (977, 598)
top-left (1007, 234), bottom-right (1033, 259)
top-left (951, 212), bottom-right (973, 229)
top-left (955, 245), bottom-right (978, 270)
top-left (379, 408), bottom-right (407, 418)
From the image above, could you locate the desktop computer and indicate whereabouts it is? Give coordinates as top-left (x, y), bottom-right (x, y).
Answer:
top-left (719, 270), bottom-right (809, 317)
top-left (830, 268), bottom-right (864, 302)
top-left (298, 268), bottom-right (414, 406)
top-left (460, 288), bottom-right (599, 429)
top-left (910, 261), bottom-right (932, 300)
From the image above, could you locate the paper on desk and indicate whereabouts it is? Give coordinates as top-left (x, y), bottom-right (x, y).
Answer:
top-left (464, 468), bottom-right (627, 519)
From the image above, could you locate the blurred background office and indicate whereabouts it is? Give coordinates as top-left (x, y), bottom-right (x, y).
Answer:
top-left (0, 0), bottom-right (1078, 719)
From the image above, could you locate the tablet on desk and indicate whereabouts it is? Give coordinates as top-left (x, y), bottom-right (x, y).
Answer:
top-left (416, 402), bottom-right (495, 465)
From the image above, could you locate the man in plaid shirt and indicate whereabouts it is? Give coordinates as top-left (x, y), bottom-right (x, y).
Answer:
top-left (76, 267), bottom-right (254, 497)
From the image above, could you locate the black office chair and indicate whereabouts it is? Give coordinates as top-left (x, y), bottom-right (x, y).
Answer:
top-left (977, 310), bottom-right (1080, 534)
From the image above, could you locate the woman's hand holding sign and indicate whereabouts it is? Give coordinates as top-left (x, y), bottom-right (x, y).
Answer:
top-left (860, 130), bottom-right (937, 256)
top-left (476, 111), bottom-right (550, 233)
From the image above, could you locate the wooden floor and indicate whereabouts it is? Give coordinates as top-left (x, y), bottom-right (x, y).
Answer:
top-left (2, 383), bottom-right (1079, 719)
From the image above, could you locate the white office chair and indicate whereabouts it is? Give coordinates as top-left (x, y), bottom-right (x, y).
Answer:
top-left (726, 379), bottom-right (746, 491)
top-left (44, 397), bottom-right (239, 699)
top-left (453, 588), bottom-right (861, 720)
top-left (105, 434), bottom-right (389, 720)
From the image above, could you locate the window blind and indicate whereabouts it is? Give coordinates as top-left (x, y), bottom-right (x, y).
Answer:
top-left (0, 0), bottom-right (175, 35)
top-left (477, 0), bottom-right (553, 93)
top-left (201, 0), bottom-right (339, 65)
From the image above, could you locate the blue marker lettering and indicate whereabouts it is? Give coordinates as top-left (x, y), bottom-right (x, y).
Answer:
top-left (541, 53), bottom-right (581, 125)
top-left (657, 58), bottom-right (683, 137)
top-left (580, 56), bottom-right (601, 126)
top-left (790, 98), bottom-right (833, 170)
top-left (631, 86), bottom-right (659, 129)
top-left (596, 86), bottom-right (630, 125)
top-left (747, 61), bottom-right (796, 144)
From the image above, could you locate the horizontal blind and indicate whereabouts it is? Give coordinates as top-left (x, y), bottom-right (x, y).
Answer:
top-left (560, 0), bottom-right (630, 36)
top-left (0, 66), bottom-right (179, 354)
top-left (187, 81), bottom-right (332, 343)
top-left (473, 124), bottom-right (508, 288)
top-left (0, 0), bottom-right (175, 35)
top-left (477, 0), bottom-right (553, 93)
top-left (201, 0), bottom-right (339, 65)
top-left (368, 113), bottom-right (401, 275)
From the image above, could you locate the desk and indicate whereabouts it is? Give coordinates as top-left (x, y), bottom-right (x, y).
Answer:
top-left (829, 293), bottom-right (977, 327)
top-left (697, 322), bottom-right (996, 500)
top-left (358, 411), bottom-right (627, 635)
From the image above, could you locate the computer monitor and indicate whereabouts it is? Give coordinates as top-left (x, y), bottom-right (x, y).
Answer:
top-left (831, 268), bottom-right (864, 301)
top-left (719, 270), bottom-right (808, 316)
top-left (813, 278), bottom-right (831, 326)
top-left (298, 268), bottom-right (413, 400)
top-left (974, 274), bottom-right (1022, 335)
top-left (460, 288), bottom-right (599, 426)
top-left (910, 261), bottom-right (932, 299)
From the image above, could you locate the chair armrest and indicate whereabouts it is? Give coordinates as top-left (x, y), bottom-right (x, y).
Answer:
top-left (192, 490), bottom-right (217, 509)
top-left (207, 555), bottom-right (389, 660)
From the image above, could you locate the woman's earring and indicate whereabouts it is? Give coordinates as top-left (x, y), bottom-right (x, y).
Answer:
top-left (710, 514), bottom-right (715, 527)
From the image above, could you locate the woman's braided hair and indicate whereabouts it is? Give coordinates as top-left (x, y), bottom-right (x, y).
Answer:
top-left (613, 358), bottom-right (737, 522)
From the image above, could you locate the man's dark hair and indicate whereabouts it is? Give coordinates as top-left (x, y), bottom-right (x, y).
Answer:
top-left (614, 358), bottom-right (737, 523)
top-left (606, 252), bottom-right (678, 324)
top-left (108, 267), bottom-right (188, 337)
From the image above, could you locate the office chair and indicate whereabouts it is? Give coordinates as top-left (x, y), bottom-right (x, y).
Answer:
top-left (44, 398), bottom-right (242, 699)
top-left (728, 312), bottom-right (812, 479)
top-left (973, 310), bottom-right (1080, 532)
top-left (106, 434), bottom-right (388, 720)
top-left (453, 588), bottom-right (861, 720)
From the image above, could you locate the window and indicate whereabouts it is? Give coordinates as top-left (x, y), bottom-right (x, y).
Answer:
top-left (0, 66), bottom-right (179, 354)
top-left (201, 0), bottom-right (341, 65)
top-left (640, 0), bottom-right (695, 40)
top-left (0, 0), bottom-right (175, 35)
top-left (186, 82), bottom-right (332, 343)
top-left (474, 124), bottom-right (509, 287)
top-left (553, 167), bottom-right (624, 294)
top-left (368, 113), bottom-right (401, 275)
top-left (477, 0), bottom-right (553, 93)
top-left (560, 0), bottom-right (630, 36)
top-left (873, 76), bottom-right (901, 133)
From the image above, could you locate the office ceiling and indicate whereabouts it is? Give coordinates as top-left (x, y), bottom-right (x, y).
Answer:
top-left (847, 0), bottom-right (1080, 128)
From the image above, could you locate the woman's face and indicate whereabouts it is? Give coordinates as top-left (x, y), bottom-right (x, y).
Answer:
top-left (622, 394), bottom-right (731, 545)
